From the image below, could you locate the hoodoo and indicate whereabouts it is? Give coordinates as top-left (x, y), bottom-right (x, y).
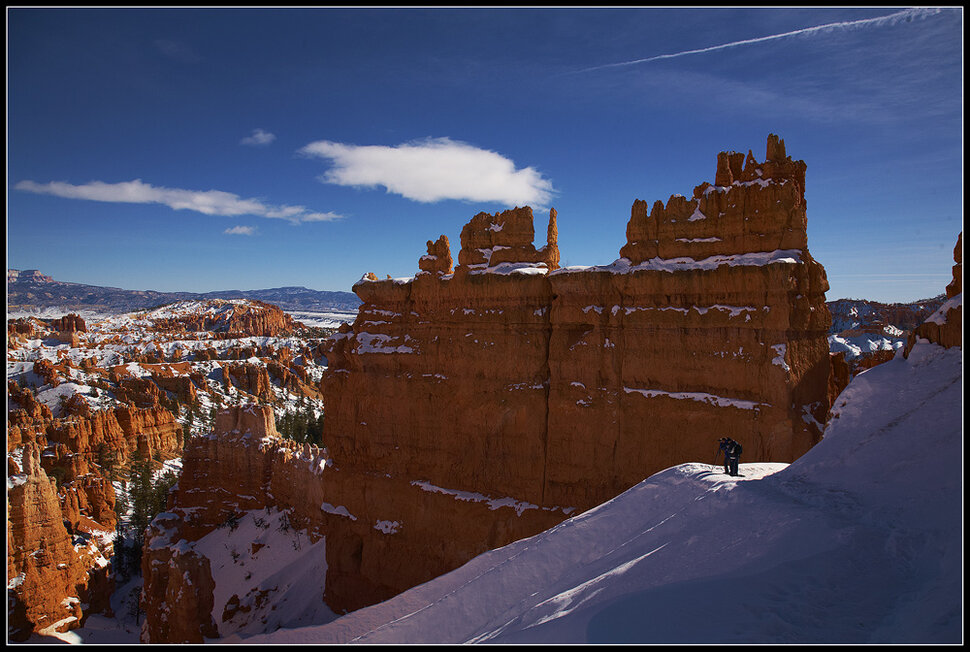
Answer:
top-left (143, 135), bottom-right (834, 640)
top-left (324, 133), bottom-right (831, 510)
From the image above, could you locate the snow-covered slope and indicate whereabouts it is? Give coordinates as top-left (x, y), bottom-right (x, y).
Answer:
top-left (237, 340), bottom-right (962, 645)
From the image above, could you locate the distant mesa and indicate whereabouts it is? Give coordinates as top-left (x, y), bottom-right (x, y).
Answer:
top-left (7, 269), bottom-right (54, 284)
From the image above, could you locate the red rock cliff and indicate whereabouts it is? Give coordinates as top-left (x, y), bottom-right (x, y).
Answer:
top-left (143, 136), bottom-right (834, 639)
top-left (7, 443), bottom-right (113, 640)
top-left (7, 379), bottom-right (184, 639)
top-left (149, 299), bottom-right (298, 337)
top-left (324, 135), bottom-right (830, 510)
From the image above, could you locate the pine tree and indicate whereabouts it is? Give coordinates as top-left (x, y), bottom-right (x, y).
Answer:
top-left (95, 441), bottom-right (116, 480)
top-left (127, 450), bottom-right (154, 546)
top-left (117, 449), bottom-right (179, 580)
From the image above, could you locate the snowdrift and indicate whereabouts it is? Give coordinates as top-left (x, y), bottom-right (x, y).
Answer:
top-left (237, 340), bottom-right (962, 644)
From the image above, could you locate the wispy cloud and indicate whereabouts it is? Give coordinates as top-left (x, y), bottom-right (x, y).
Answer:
top-left (241, 128), bottom-right (276, 146)
top-left (299, 137), bottom-right (555, 207)
top-left (154, 38), bottom-right (202, 64)
top-left (224, 225), bottom-right (256, 236)
top-left (573, 7), bottom-right (943, 73)
top-left (15, 179), bottom-right (343, 225)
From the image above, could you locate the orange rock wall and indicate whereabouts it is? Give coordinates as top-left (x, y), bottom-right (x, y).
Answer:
top-left (318, 135), bottom-right (832, 604)
top-left (324, 135), bottom-right (831, 510)
top-left (141, 406), bottom-right (567, 641)
top-left (7, 443), bottom-right (112, 640)
top-left (7, 382), bottom-right (183, 638)
top-left (142, 136), bottom-right (835, 639)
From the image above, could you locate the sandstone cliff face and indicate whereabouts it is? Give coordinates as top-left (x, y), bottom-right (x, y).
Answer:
top-left (7, 443), bottom-right (113, 641)
top-left (7, 378), bottom-right (183, 638)
top-left (143, 136), bottom-right (834, 639)
top-left (224, 362), bottom-right (274, 401)
top-left (140, 406), bottom-right (281, 643)
top-left (141, 405), bottom-right (568, 641)
top-left (320, 134), bottom-right (831, 601)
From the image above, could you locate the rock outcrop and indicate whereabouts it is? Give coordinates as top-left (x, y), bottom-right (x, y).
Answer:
top-left (143, 136), bottom-right (834, 639)
top-left (7, 314), bottom-right (86, 350)
top-left (418, 235), bottom-right (454, 275)
top-left (7, 269), bottom-right (55, 284)
top-left (49, 313), bottom-right (87, 333)
top-left (456, 206), bottom-right (559, 271)
top-left (7, 443), bottom-right (112, 640)
top-left (141, 405), bottom-right (567, 642)
top-left (325, 135), bottom-right (829, 509)
top-left (321, 134), bottom-right (831, 596)
top-left (904, 232), bottom-right (962, 354)
top-left (149, 300), bottom-right (298, 337)
top-left (7, 379), bottom-right (183, 638)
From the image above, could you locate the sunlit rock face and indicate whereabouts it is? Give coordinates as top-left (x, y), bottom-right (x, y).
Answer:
top-left (147, 299), bottom-right (299, 338)
top-left (143, 136), bottom-right (834, 640)
top-left (6, 443), bottom-right (113, 641)
top-left (320, 134), bottom-right (832, 599)
top-left (140, 405), bottom-right (284, 643)
top-left (7, 375), bottom-right (184, 640)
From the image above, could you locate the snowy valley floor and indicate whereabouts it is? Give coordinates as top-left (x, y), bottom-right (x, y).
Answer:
top-left (29, 341), bottom-right (962, 644)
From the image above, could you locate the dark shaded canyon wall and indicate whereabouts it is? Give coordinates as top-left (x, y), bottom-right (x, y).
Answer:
top-left (141, 406), bottom-right (568, 642)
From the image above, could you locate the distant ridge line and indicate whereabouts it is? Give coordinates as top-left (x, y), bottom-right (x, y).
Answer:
top-left (6, 269), bottom-right (361, 313)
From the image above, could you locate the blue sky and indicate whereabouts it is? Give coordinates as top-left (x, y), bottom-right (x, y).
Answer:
top-left (7, 7), bottom-right (963, 302)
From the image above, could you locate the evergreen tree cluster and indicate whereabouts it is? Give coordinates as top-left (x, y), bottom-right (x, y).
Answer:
top-left (276, 400), bottom-right (325, 445)
top-left (112, 450), bottom-right (179, 580)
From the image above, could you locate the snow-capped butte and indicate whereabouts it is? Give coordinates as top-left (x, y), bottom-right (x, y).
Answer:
top-left (235, 340), bottom-right (961, 645)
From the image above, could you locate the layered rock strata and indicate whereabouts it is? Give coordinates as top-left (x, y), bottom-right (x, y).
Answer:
top-left (325, 135), bottom-right (830, 512)
top-left (7, 382), bottom-right (183, 639)
top-left (148, 299), bottom-right (298, 337)
top-left (141, 405), bottom-right (565, 642)
top-left (143, 136), bottom-right (833, 638)
top-left (7, 443), bottom-right (113, 640)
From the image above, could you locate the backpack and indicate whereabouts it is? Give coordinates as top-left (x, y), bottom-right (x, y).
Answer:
top-left (733, 441), bottom-right (742, 456)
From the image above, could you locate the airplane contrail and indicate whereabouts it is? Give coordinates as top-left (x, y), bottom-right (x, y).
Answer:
top-left (571, 7), bottom-right (944, 74)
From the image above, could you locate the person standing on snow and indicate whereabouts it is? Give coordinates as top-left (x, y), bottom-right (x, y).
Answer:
top-left (719, 437), bottom-right (742, 476)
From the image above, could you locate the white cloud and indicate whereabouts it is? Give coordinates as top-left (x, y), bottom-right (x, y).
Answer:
top-left (224, 225), bottom-right (256, 236)
top-left (14, 178), bottom-right (343, 225)
top-left (241, 128), bottom-right (276, 146)
top-left (299, 137), bottom-right (555, 207)
top-left (301, 211), bottom-right (345, 222)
